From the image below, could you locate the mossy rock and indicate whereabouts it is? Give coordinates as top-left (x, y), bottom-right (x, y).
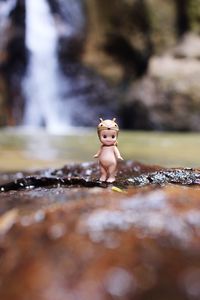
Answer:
top-left (146, 0), bottom-right (177, 53)
top-left (188, 0), bottom-right (200, 33)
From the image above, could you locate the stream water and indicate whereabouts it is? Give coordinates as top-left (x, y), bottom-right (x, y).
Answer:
top-left (23, 0), bottom-right (71, 131)
top-left (0, 129), bottom-right (200, 171)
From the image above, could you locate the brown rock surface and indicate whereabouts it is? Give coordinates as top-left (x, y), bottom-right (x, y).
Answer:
top-left (0, 0), bottom-right (26, 126)
top-left (0, 161), bottom-right (200, 299)
top-left (123, 47), bottom-right (200, 130)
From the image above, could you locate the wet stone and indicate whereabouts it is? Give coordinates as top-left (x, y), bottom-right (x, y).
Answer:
top-left (1, 161), bottom-right (200, 192)
top-left (0, 161), bottom-right (199, 300)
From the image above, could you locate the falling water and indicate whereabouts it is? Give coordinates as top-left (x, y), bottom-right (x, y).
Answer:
top-left (23, 0), bottom-right (71, 132)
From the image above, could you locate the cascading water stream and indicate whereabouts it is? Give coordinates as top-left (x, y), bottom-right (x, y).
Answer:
top-left (21, 0), bottom-right (113, 129)
top-left (23, 0), bottom-right (71, 133)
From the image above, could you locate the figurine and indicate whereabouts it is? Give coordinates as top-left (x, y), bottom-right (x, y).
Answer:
top-left (94, 118), bottom-right (123, 182)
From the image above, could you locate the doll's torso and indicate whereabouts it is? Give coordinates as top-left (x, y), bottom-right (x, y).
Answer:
top-left (99, 145), bottom-right (117, 168)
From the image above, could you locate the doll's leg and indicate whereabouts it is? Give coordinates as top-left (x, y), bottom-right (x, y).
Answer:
top-left (100, 165), bottom-right (107, 181)
top-left (107, 164), bottom-right (117, 183)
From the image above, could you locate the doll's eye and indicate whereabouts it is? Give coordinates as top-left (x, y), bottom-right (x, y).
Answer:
top-left (103, 135), bottom-right (107, 138)
top-left (112, 135), bottom-right (115, 139)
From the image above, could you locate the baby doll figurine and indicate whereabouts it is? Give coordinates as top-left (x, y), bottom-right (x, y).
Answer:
top-left (94, 118), bottom-right (123, 182)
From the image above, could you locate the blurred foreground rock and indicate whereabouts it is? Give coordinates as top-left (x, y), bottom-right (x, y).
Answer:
top-left (0, 161), bottom-right (200, 300)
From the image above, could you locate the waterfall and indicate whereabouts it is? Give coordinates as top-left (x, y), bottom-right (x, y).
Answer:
top-left (23, 0), bottom-right (71, 133)
top-left (22, 0), bottom-right (113, 129)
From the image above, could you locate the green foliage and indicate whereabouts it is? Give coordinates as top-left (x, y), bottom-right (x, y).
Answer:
top-left (146, 0), bottom-right (177, 53)
top-left (188, 0), bottom-right (200, 33)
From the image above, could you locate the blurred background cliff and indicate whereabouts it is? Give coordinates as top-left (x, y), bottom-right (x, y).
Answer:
top-left (1, 0), bottom-right (200, 132)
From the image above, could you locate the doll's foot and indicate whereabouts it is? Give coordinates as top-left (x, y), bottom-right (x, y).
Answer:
top-left (100, 175), bottom-right (107, 182)
top-left (107, 176), bottom-right (115, 183)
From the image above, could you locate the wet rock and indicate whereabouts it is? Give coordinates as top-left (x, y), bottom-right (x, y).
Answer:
top-left (128, 168), bottom-right (200, 186)
top-left (1, 161), bottom-right (200, 193)
top-left (0, 161), bottom-right (199, 299)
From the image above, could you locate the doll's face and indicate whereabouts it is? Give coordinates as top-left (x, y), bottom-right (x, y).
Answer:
top-left (99, 129), bottom-right (117, 146)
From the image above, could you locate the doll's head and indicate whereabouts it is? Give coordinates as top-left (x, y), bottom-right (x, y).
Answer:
top-left (97, 118), bottom-right (119, 146)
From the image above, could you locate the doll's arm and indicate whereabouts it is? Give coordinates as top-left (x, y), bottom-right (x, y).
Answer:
top-left (94, 148), bottom-right (101, 158)
top-left (114, 146), bottom-right (123, 160)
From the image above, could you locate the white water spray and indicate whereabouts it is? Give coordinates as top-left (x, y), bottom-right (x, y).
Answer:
top-left (23, 0), bottom-right (71, 133)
